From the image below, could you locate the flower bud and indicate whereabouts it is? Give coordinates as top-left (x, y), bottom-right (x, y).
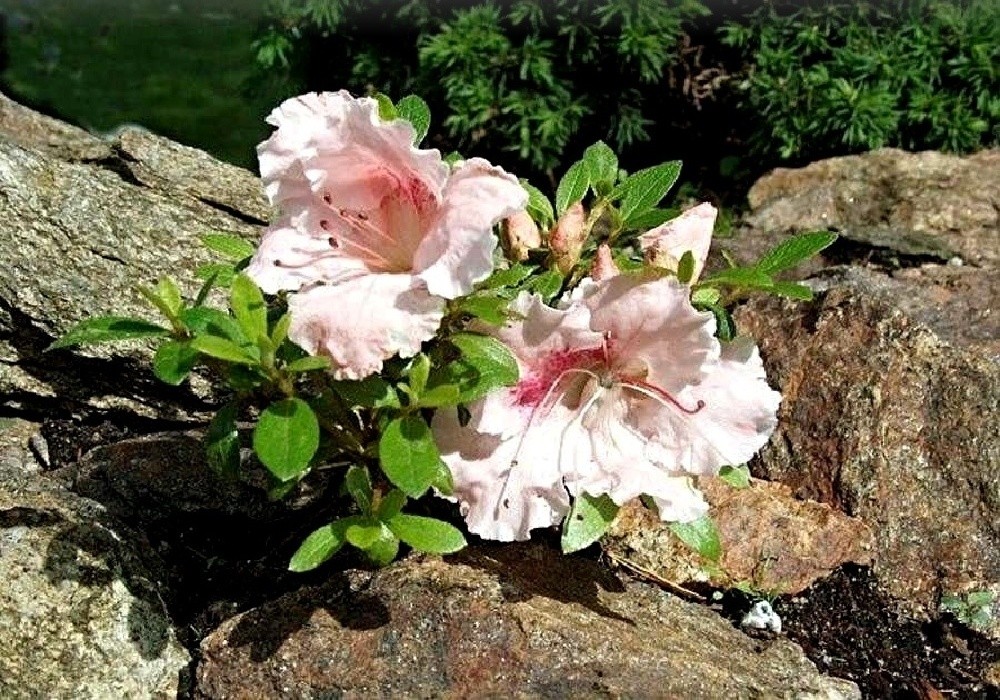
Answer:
top-left (591, 243), bottom-right (620, 281)
top-left (549, 202), bottom-right (587, 275)
top-left (500, 210), bottom-right (541, 262)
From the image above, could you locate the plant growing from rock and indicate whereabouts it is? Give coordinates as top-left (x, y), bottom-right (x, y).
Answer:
top-left (52, 90), bottom-right (835, 570)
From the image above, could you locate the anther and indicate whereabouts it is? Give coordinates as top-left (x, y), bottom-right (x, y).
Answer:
top-left (319, 219), bottom-right (331, 231)
top-left (327, 237), bottom-right (338, 248)
top-left (323, 193), bottom-right (332, 205)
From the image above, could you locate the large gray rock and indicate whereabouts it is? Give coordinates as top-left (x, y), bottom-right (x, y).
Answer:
top-left (0, 468), bottom-right (189, 699)
top-left (735, 266), bottom-right (1000, 634)
top-left (196, 544), bottom-right (859, 700)
top-left (0, 91), bottom-right (269, 420)
top-left (746, 148), bottom-right (1000, 266)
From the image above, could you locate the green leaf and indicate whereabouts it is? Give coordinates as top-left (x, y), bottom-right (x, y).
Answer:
top-left (180, 307), bottom-right (247, 344)
top-left (346, 520), bottom-right (383, 549)
top-left (582, 141), bottom-right (618, 190)
top-left (407, 353), bottom-right (431, 398)
top-left (270, 313), bottom-right (291, 348)
top-left (624, 207), bottom-right (677, 231)
top-left (387, 514), bottom-right (467, 554)
top-left (756, 231), bottom-right (838, 275)
top-left (555, 159), bottom-right (590, 216)
top-left (702, 267), bottom-right (774, 289)
top-left (561, 493), bottom-right (619, 553)
top-left (417, 384), bottom-right (461, 408)
top-left (708, 304), bottom-right (736, 342)
top-left (612, 161), bottom-right (682, 226)
top-left (194, 269), bottom-right (221, 307)
top-left (676, 250), bottom-right (696, 284)
top-left (429, 333), bottom-right (519, 404)
top-left (345, 465), bottom-right (373, 514)
top-left (397, 94), bottom-right (431, 144)
top-left (230, 274), bottom-right (268, 343)
top-left (47, 316), bottom-right (169, 350)
top-left (205, 403), bottom-right (241, 480)
top-left (155, 277), bottom-right (184, 317)
top-left (288, 517), bottom-right (357, 572)
top-left (691, 287), bottom-right (721, 306)
top-left (521, 180), bottom-right (555, 227)
top-left (719, 464), bottom-right (751, 489)
top-left (768, 281), bottom-right (815, 301)
top-left (331, 376), bottom-right (400, 409)
top-left (285, 356), bottom-right (331, 373)
top-left (454, 294), bottom-right (509, 324)
top-left (201, 232), bottom-right (255, 261)
top-left (524, 269), bottom-right (564, 302)
top-left (670, 515), bottom-right (722, 563)
top-left (152, 339), bottom-right (199, 385)
top-left (374, 93), bottom-right (398, 120)
top-left (431, 459), bottom-right (454, 497)
top-left (479, 263), bottom-right (535, 290)
top-left (377, 489), bottom-right (407, 521)
top-left (253, 398), bottom-right (320, 482)
top-left (379, 415), bottom-right (441, 498)
top-left (364, 526), bottom-right (400, 566)
top-left (195, 263), bottom-right (235, 288)
top-left (190, 335), bottom-right (259, 365)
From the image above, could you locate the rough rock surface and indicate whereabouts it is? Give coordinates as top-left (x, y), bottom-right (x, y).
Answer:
top-left (0, 467), bottom-right (189, 699)
top-left (196, 544), bottom-right (859, 700)
top-left (0, 91), bottom-right (268, 419)
top-left (735, 266), bottom-right (1000, 632)
top-left (605, 478), bottom-right (874, 596)
top-left (746, 148), bottom-right (1000, 266)
top-left (0, 417), bottom-right (45, 474)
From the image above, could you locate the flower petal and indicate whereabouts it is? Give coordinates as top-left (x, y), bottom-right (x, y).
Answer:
top-left (585, 275), bottom-right (719, 394)
top-left (638, 202), bottom-right (717, 284)
top-left (288, 273), bottom-right (444, 380)
top-left (415, 158), bottom-right (527, 299)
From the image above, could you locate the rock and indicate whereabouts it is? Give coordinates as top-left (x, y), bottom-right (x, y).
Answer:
top-left (0, 91), bottom-right (269, 420)
top-left (196, 544), bottom-right (859, 700)
top-left (605, 478), bottom-right (874, 596)
top-left (0, 468), bottom-right (189, 698)
top-left (0, 417), bottom-right (45, 474)
top-left (746, 148), bottom-right (1000, 266)
top-left (735, 266), bottom-right (1000, 632)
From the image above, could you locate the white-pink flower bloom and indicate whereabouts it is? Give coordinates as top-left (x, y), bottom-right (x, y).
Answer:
top-left (246, 91), bottom-right (527, 379)
top-left (432, 274), bottom-right (781, 542)
top-left (638, 202), bottom-right (717, 283)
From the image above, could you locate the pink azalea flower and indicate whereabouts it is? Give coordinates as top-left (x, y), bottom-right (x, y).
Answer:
top-left (638, 202), bottom-right (717, 283)
top-left (246, 91), bottom-right (527, 379)
top-left (432, 274), bottom-right (781, 541)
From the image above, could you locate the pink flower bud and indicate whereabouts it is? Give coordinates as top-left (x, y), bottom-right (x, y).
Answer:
top-left (591, 243), bottom-right (620, 281)
top-left (548, 202), bottom-right (587, 275)
top-left (501, 210), bottom-right (541, 262)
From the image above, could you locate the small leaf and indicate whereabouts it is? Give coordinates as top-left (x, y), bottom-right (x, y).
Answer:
top-left (195, 263), bottom-right (235, 287)
top-left (201, 232), bottom-right (256, 261)
top-left (561, 492), bottom-right (619, 553)
top-left (431, 459), bottom-right (454, 496)
top-left (285, 356), bottom-right (331, 373)
top-left (377, 489), bottom-right (407, 521)
top-left (521, 179), bottom-right (555, 227)
top-left (708, 304), bottom-right (736, 342)
top-left (582, 141), bottom-right (618, 190)
top-left (346, 520), bottom-right (383, 549)
top-left (155, 277), bottom-right (184, 317)
top-left (288, 518), bottom-right (357, 572)
top-left (364, 526), bottom-right (400, 566)
top-left (331, 376), bottom-right (400, 409)
top-left (253, 398), bottom-right (320, 482)
top-left (397, 94), bottom-right (431, 144)
top-left (379, 415), bottom-right (442, 498)
top-left (270, 313), bottom-right (291, 347)
top-left (612, 161), bottom-right (682, 226)
top-left (719, 464), bottom-right (751, 489)
top-left (624, 207), bottom-right (677, 231)
top-left (555, 159), bottom-right (590, 216)
top-left (153, 339), bottom-right (199, 385)
top-left (676, 250), bottom-right (696, 284)
top-left (479, 263), bottom-right (535, 290)
top-left (345, 465), bottom-right (373, 514)
top-left (387, 513), bottom-right (467, 554)
top-left (190, 335), bottom-right (259, 365)
top-left (407, 353), bottom-right (430, 398)
top-left (768, 281), bottom-right (815, 301)
top-left (428, 333), bottom-right (519, 404)
top-left (206, 403), bottom-right (241, 480)
top-left (525, 269), bottom-right (564, 301)
top-left (194, 269), bottom-right (221, 306)
top-left (417, 384), bottom-right (461, 408)
top-left (702, 267), bottom-right (775, 289)
top-left (230, 274), bottom-right (268, 343)
top-left (374, 93), bottom-right (398, 120)
top-left (756, 231), bottom-right (838, 275)
top-left (691, 287), bottom-right (721, 306)
top-left (454, 294), bottom-right (509, 324)
top-left (47, 316), bottom-right (169, 350)
top-left (180, 307), bottom-right (247, 344)
top-left (670, 515), bottom-right (722, 563)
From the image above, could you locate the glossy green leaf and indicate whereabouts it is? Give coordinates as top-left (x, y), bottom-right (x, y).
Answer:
top-left (719, 464), bottom-right (751, 489)
top-left (253, 398), bottom-right (320, 482)
top-left (346, 520), bottom-right (383, 549)
top-left (230, 274), bottom-right (268, 343)
top-left (397, 94), bottom-right (431, 144)
top-left (428, 333), bottom-right (519, 404)
top-left (676, 250), bottom-right (696, 284)
top-left (407, 353), bottom-right (430, 397)
top-left (624, 207), bottom-right (677, 232)
top-left (561, 492), bottom-right (619, 553)
top-left (387, 513), bottom-right (467, 554)
top-left (152, 339), bottom-right (199, 385)
top-left (768, 281), bottom-right (815, 301)
top-left (180, 307), bottom-right (247, 344)
top-left (555, 159), bottom-right (590, 216)
top-left (756, 231), bottom-right (838, 275)
top-left (331, 376), bottom-right (400, 409)
top-left (376, 489), bottom-right (408, 521)
top-left (155, 277), bottom-right (184, 317)
top-left (702, 267), bottom-right (775, 289)
top-left (201, 232), bottom-right (256, 261)
top-left (270, 313), bottom-right (291, 348)
top-left (190, 335), bottom-right (259, 365)
top-left (345, 465), bottom-right (373, 514)
top-left (364, 525), bottom-right (400, 566)
top-left (417, 384), bottom-right (461, 408)
top-left (454, 294), bottom-right (509, 324)
top-left (479, 263), bottom-right (535, 290)
top-left (47, 316), bottom-right (169, 350)
top-left (374, 93), bottom-right (398, 120)
top-left (582, 140), bottom-right (618, 190)
top-left (612, 161), bottom-right (682, 226)
top-left (691, 287), bottom-right (721, 307)
top-left (205, 403), bottom-right (241, 480)
top-left (195, 263), bottom-right (235, 288)
top-left (379, 415), bottom-right (442, 498)
top-left (670, 515), bottom-right (723, 563)
top-left (521, 179), bottom-right (555, 227)
top-left (431, 459), bottom-right (454, 497)
top-left (285, 356), bottom-right (331, 373)
top-left (288, 517), bottom-right (358, 572)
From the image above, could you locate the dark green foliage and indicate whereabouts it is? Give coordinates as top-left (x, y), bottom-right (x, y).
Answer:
top-left (721, 0), bottom-right (999, 162)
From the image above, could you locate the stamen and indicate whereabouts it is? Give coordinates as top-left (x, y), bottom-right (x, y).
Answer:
top-left (327, 237), bottom-right (338, 248)
top-left (620, 379), bottom-right (705, 415)
top-left (319, 219), bottom-right (332, 231)
top-left (334, 208), bottom-right (399, 248)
